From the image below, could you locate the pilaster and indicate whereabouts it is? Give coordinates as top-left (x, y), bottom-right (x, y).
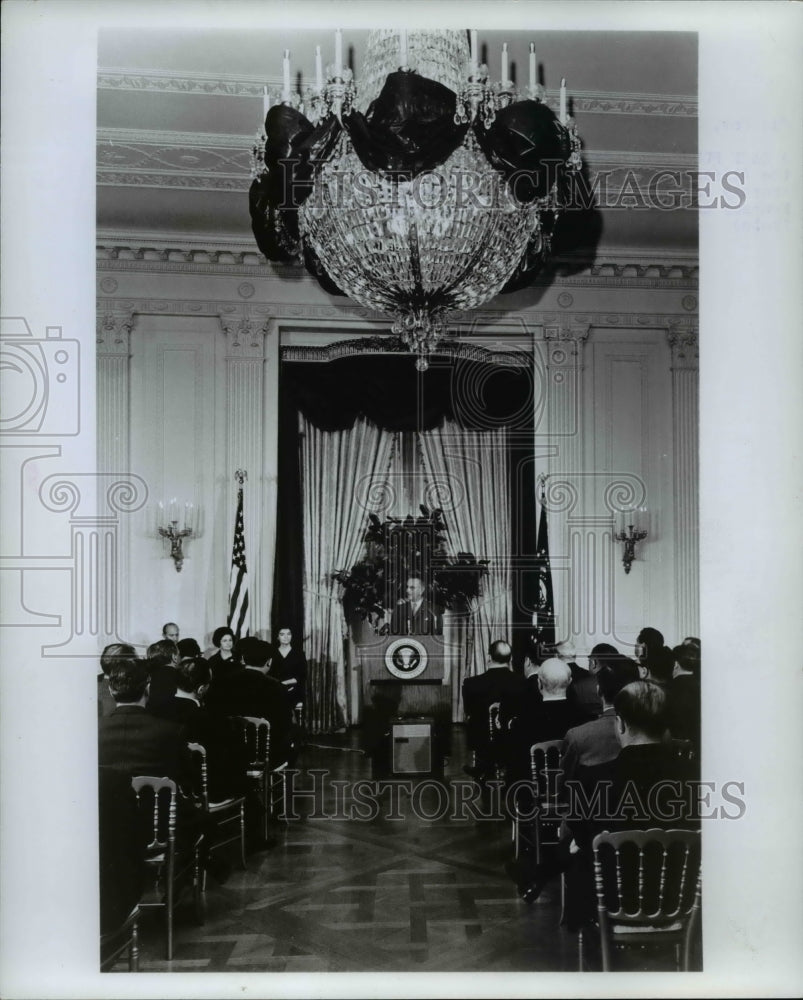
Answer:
top-left (667, 324), bottom-right (699, 638)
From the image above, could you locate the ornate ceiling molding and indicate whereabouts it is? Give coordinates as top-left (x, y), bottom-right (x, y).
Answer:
top-left (98, 69), bottom-right (697, 117)
top-left (97, 128), bottom-right (698, 193)
top-left (96, 235), bottom-right (698, 290)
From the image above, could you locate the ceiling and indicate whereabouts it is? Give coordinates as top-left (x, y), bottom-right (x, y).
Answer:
top-left (97, 28), bottom-right (698, 263)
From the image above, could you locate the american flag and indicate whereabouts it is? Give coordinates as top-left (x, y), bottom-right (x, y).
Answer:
top-left (227, 483), bottom-right (250, 639)
top-left (531, 496), bottom-right (556, 654)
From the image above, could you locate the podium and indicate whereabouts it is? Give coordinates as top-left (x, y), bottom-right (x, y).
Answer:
top-left (355, 633), bottom-right (451, 719)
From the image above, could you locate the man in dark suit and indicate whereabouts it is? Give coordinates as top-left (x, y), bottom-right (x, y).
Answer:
top-left (390, 576), bottom-right (442, 636)
top-left (152, 656), bottom-right (249, 799)
top-left (97, 642), bottom-right (137, 718)
top-left (98, 657), bottom-right (192, 791)
top-left (507, 657), bottom-right (593, 782)
top-left (462, 639), bottom-right (526, 778)
top-left (514, 680), bottom-right (699, 914)
top-left (144, 638), bottom-right (180, 715)
top-left (205, 637), bottom-right (294, 767)
top-left (560, 656), bottom-right (640, 784)
top-left (667, 640), bottom-right (701, 754)
top-left (556, 640), bottom-right (603, 718)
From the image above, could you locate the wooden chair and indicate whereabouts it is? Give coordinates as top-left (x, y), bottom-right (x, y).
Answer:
top-left (591, 828), bottom-right (702, 971)
top-left (100, 903), bottom-right (140, 972)
top-left (187, 742), bottom-right (246, 870)
top-left (130, 776), bottom-right (204, 961)
top-left (230, 716), bottom-right (289, 839)
top-left (485, 701), bottom-right (510, 780)
top-left (513, 739), bottom-right (566, 863)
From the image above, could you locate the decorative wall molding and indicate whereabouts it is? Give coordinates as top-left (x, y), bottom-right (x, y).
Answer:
top-left (96, 296), bottom-right (698, 333)
top-left (98, 69), bottom-right (697, 117)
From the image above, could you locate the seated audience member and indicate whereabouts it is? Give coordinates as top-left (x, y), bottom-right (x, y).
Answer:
top-left (634, 625), bottom-right (664, 672)
top-left (205, 636), bottom-right (294, 767)
top-left (154, 656), bottom-right (249, 799)
top-left (99, 657), bottom-right (227, 880)
top-left (99, 658), bottom-right (191, 790)
top-left (207, 626), bottom-right (241, 680)
top-left (668, 640), bottom-right (701, 752)
top-left (268, 626), bottom-right (308, 712)
top-left (162, 622), bottom-right (180, 643)
top-left (177, 637), bottom-right (202, 658)
top-left (557, 641), bottom-right (602, 718)
top-left (98, 642), bottom-right (137, 718)
top-left (560, 656), bottom-right (640, 784)
top-left (638, 644), bottom-right (675, 688)
top-left (514, 680), bottom-right (698, 917)
top-left (144, 638), bottom-right (179, 714)
top-left (98, 765), bottom-right (145, 936)
top-left (508, 657), bottom-right (593, 782)
top-left (462, 640), bottom-right (527, 779)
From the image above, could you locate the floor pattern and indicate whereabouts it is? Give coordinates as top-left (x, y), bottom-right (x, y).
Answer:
top-left (115, 728), bottom-right (693, 974)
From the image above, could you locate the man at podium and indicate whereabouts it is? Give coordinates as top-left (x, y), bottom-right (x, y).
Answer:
top-left (389, 576), bottom-right (442, 636)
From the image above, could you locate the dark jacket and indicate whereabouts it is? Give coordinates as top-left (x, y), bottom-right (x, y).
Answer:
top-left (98, 704), bottom-right (192, 791)
top-left (508, 697), bottom-right (593, 782)
top-left (462, 666), bottom-right (528, 757)
top-left (389, 598), bottom-right (442, 636)
top-left (145, 662), bottom-right (178, 715)
top-left (152, 695), bottom-right (249, 798)
top-left (204, 666), bottom-right (293, 767)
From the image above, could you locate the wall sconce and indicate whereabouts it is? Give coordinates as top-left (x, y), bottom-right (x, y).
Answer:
top-left (155, 498), bottom-right (201, 572)
top-left (614, 508), bottom-right (648, 574)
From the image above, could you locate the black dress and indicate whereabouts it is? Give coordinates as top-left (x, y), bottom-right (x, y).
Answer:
top-left (268, 646), bottom-right (307, 707)
top-left (206, 650), bottom-right (241, 681)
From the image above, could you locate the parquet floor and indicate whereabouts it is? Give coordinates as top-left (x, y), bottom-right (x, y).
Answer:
top-left (117, 728), bottom-right (691, 974)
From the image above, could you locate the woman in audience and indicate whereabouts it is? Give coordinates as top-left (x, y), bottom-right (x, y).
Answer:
top-left (268, 626), bottom-right (308, 711)
top-left (206, 626), bottom-right (240, 680)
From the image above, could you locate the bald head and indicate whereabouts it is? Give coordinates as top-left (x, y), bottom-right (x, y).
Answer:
top-left (537, 657), bottom-right (572, 696)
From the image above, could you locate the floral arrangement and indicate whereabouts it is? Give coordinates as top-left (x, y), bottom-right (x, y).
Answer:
top-left (333, 506), bottom-right (489, 627)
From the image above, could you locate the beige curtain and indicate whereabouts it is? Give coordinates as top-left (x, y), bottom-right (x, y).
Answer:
top-left (418, 421), bottom-right (511, 719)
top-left (301, 416), bottom-right (395, 733)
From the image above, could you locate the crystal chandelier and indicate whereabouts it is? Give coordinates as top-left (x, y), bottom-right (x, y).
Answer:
top-left (250, 29), bottom-right (581, 369)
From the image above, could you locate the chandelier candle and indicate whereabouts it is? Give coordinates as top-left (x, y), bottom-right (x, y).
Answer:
top-left (400, 28), bottom-right (408, 68)
top-left (335, 29), bottom-right (343, 78)
top-left (315, 45), bottom-right (323, 92)
top-left (529, 43), bottom-right (536, 89)
top-left (282, 50), bottom-right (291, 101)
top-left (560, 77), bottom-right (567, 123)
top-left (501, 42), bottom-right (509, 85)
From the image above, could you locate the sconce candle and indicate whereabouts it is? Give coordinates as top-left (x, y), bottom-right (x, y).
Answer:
top-left (315, 45), bottom-right (323, 92)
top-left (529, 43), bottom-right (536, 89)
top-left (335, 29), bottom-right (343, 78)
top-left (156, 498), bottom-right (202, 572)
top-left (501, 42), bottom-right (509, 85)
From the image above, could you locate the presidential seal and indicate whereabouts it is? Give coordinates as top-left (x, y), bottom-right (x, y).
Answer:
top-left (384, 637), bottom-right (428, 680)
